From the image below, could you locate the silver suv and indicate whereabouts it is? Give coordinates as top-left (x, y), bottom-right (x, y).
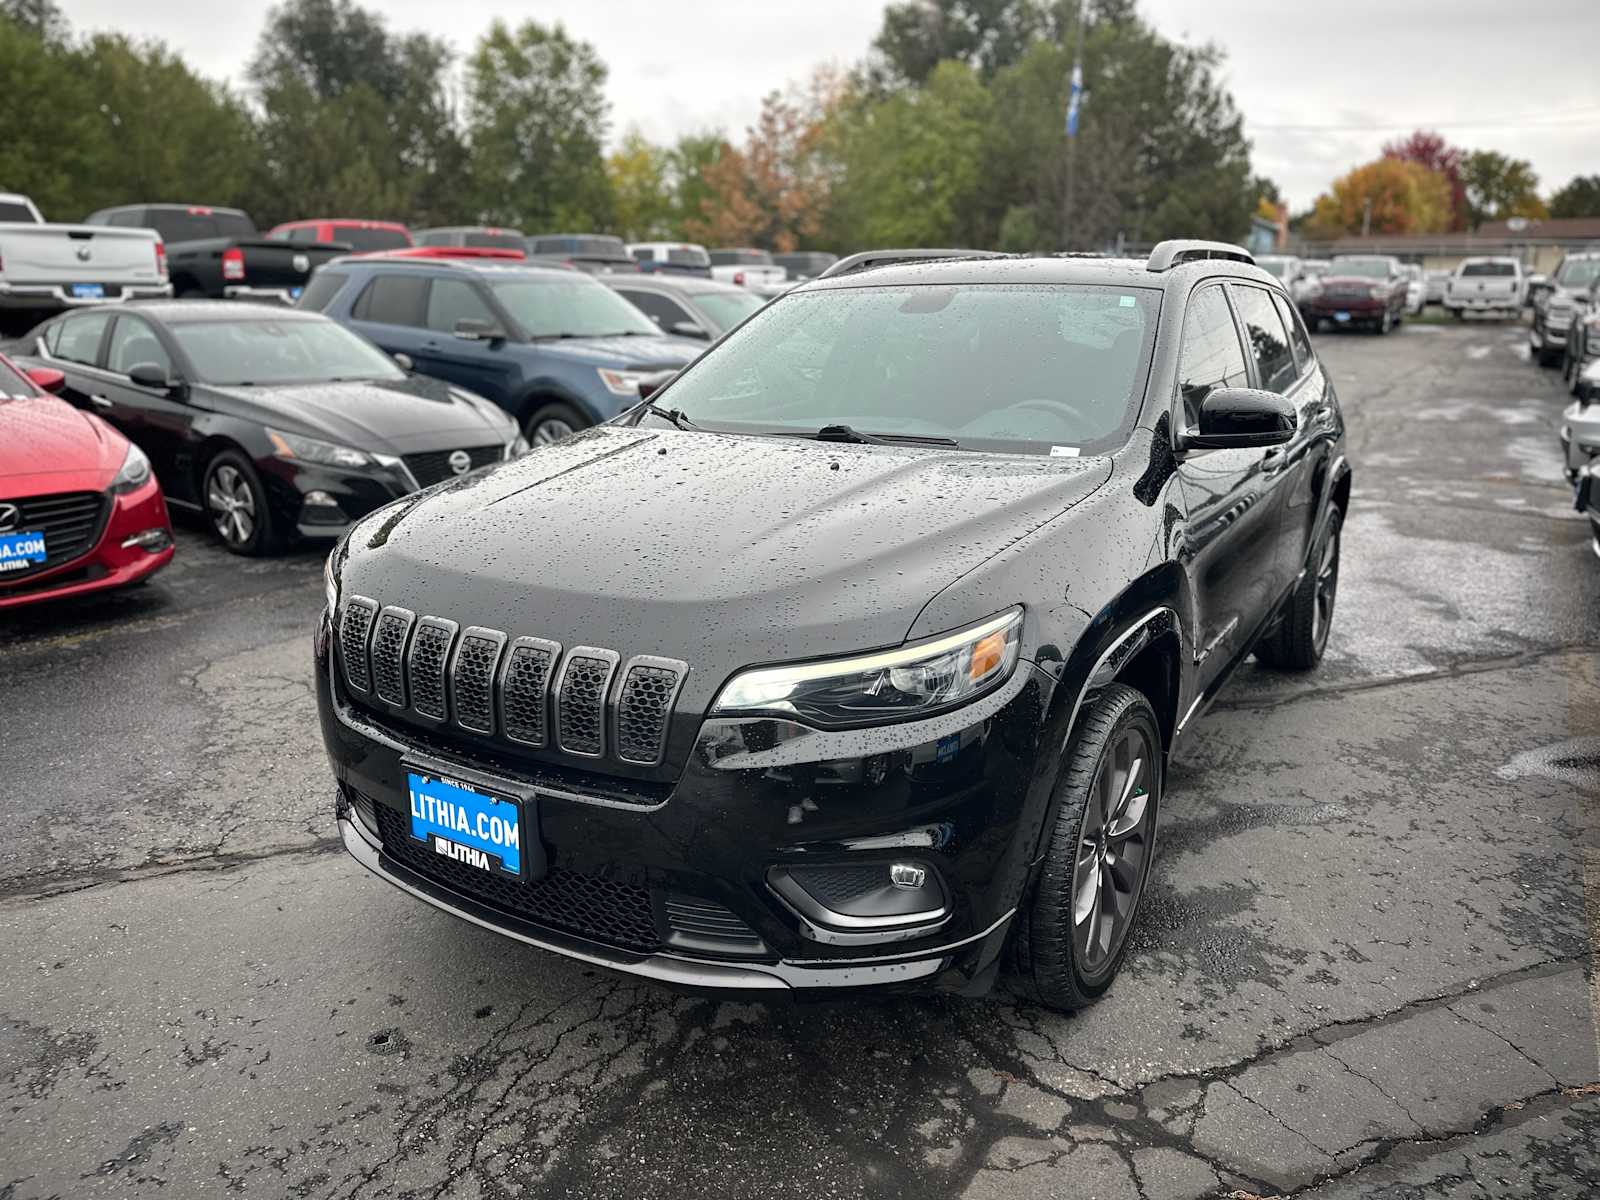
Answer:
top-left (1532, 251), bottom-right (1600, 368)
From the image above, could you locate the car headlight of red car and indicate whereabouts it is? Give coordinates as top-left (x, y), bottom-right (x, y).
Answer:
top-left (108, 442), bottom-right (152, 495)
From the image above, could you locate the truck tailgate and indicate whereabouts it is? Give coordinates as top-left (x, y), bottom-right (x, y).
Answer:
top-left (0, 224), bottom-right (163, 286)
top-left (235, 240), bottom-right (347, 288)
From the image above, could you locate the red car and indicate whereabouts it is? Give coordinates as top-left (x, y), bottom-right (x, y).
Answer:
top-left (0, 353), bottom-right (174, 610)
top-left (267, 218), bottom-right (412, 253)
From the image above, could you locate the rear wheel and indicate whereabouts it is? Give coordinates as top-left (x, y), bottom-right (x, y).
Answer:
top-left (203, 449), bottom-right (280, 557)
top-left (1256, 503), bottom-right (1342, 670)
top-left (522, 400), bottom-right (586, 446)
top-left (1010, 684), bottom-right (1162, 1011)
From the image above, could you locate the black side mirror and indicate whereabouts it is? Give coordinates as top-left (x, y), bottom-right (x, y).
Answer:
top-left (454, 318), bottom-right (505, 342)
top-left (1181, 387), bottom-right (1296, 451)
top-left (128, 362), bottom-right (176, 391)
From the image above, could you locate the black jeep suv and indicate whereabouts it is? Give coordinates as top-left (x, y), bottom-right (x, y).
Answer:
top-left (316, 241), bottom-right (1350, 1009)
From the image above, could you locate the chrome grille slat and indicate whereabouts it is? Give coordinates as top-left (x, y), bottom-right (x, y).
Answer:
top-left (338, 597), bottom-right (378, 694)
top-left (614, 656), bottom-right (688, 766)
top-left (407, 617), bottom-right (457, 721)
top-left (370, 606), bottom-right (415, 706)
top-left (498, 636), bottom-right (561, 747)
top-left (555, 647), bottom-right (619, 758)
top-left (450, 627), bottom-right (506, 735)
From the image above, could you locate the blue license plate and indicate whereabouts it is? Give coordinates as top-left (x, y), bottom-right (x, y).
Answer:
top-left (406, 771), bottom-right (525, 877)
top-left (0, 530), bottom-right (46, 574)
top-left (71, 284), bottom-right (104, 299)
top-left (1334, 311), bottom-right (1351, 322)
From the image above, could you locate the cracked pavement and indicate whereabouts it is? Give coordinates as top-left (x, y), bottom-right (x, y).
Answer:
top-left (2, 322), bottom-right (1597, 1198)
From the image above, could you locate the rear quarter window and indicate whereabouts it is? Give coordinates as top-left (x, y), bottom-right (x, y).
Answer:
top-left (351, 274), bottom-right (428, 326)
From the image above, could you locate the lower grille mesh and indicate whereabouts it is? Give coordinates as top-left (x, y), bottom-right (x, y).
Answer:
top-left (374, 804), bottom-right (659, 951)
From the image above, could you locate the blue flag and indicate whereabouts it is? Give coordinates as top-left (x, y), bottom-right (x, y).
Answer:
top-left (1065, 60), bottom-right (1083, 137)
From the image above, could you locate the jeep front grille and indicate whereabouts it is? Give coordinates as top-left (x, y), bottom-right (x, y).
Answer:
top-left (335, 599), bottom-right (687, 770)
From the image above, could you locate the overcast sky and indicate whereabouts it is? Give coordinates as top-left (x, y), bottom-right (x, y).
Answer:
top-left (58, 0), bottom-right (1600, 210)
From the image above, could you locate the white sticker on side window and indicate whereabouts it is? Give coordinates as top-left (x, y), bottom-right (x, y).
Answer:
top-left (1050, 445), bottom-right (1080, 457)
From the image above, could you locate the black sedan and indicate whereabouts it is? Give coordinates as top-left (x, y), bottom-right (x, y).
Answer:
top-left (15, 303), bottom-right (522, 555)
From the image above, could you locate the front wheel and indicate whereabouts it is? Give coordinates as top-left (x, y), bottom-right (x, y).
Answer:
top-left (522, 400), bottom-right (586, 447)
top-left (1010, 684), bottom-right (1162, 1011)
top-left (203, 449), bottom-right (280, 556)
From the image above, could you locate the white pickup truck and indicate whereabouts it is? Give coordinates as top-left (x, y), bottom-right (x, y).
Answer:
top-left (0, 192), bottom-right (171, 312)
top-left (708, 247), bottom-right (788, 293)
top-left (1444, 257), bottom-right (1524, 320)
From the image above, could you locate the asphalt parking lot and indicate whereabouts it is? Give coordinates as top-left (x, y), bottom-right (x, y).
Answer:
top-left (2, 321), bottom-right (1597, 1199)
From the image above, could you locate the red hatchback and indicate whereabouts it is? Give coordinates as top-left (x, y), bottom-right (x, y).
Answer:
top-left (0, 353), bottom-right (174, 610)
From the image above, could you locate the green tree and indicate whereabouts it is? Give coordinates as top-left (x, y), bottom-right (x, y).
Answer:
top-left (1550, 175), bottom-right (1600, 220)
top-left (827, 61), bottom-right (993, 248)
top-left (464, 19), bottom-right (613, 233)
top-left (667, 132), bottom-right (724, 239)
top-left (1, 0), bottom-right (66, 42)
top-left (1460, 150), bottom-right (1545, 226)
top-left (247, 0), bottom-right (462, 226)
top-left (607, 130), bottom-right (674, 241)
top-left (0, 16), bottom-right (101, 218)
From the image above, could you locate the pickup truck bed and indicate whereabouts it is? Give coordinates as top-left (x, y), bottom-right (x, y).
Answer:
top-left (1446, 260), bottom-right (1523, 317)
top-left (0, 223), bottom-right (170, 311)
top-left (168, 237), bottom-right (349, 304)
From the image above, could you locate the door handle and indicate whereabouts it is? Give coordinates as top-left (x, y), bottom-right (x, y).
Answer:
top-left (88, 394), bottom-right (113, 411)
top-left (1261, 447), bottom-right (1287, 472)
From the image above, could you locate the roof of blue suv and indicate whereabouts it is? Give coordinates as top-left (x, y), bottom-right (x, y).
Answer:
top-left (796, 252), bottom-right (1283, 294)
top-left (325, 258), bottom-right (581, 283)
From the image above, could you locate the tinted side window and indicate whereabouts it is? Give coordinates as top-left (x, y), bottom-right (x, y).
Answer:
top-left (617, 289), bottom-right (691, 330)
top-left (54, 312), bottom-right (114, 366)
top-left (425, 279), bottom-right (497, 333)
top-left (107, 317), bottom-right (173, 377)
top-left (288, 226), bottom-right (318, 244)
top-left (1271, 291), bottom-right (1313, 374)
top-left (297, 270), bottom-right (349, 313)
top-left (352, 275), bottom-right (427, 326)
top-left (416, 230), bottom-right (451, 246)
top-left (1176, 286), bottom-right (1249, 427)
top-left (1231, 285), bottom-right (1297, 393)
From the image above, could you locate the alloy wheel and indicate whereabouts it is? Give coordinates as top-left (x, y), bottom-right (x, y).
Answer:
top-left (1311, 524), bottom-right (1340, 654)
top-left (207, 464), bottom-right (256, 547)
top-left (1070, 724), bottom-right (1156, 974)
top-left (531, 417), bottom-right (575, 446)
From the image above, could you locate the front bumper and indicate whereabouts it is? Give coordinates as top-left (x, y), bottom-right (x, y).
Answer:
top-left (1308, 297), bottom-right (1383, 318)
top-left (315, 614), bottom-right (1056, 996)
top-left (0, 477), bottom-right (174, 610)
top-left (0, 281), bottom-right (174, 310)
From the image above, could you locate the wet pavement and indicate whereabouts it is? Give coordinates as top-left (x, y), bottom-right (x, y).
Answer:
top-left (2, 320), bottom-right (1597, 1198)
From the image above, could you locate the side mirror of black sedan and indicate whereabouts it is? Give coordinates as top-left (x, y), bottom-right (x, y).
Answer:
top-left (393, 352), bottom-right (414, 372)
top-left (128, 362), bottom-right (178, 392)
top-left (1181, 387), bottom-right (1296, 451)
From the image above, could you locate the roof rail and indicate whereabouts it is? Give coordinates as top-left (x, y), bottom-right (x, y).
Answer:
top-left (817, 248), bottom-right (1009, 280)
top-left (1146, 240), bottom-right (1255, 272)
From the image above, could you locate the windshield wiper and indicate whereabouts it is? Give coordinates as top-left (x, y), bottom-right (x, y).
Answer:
top-left (808, 425), bottom-right (962, 448)
top-left (638, 400), bottom-right (702, 431)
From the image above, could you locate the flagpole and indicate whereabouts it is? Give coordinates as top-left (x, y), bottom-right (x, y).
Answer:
top-left (1063, 0), bottom-right (1085, 250)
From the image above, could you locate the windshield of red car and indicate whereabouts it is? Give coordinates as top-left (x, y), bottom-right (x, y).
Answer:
top-left (1332, 259), bottom-right (1392, 279)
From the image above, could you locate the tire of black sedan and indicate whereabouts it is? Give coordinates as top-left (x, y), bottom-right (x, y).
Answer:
top-left (523, 401), bottom-right (586, 446)
top-left (204, 449), bottom-right (280, 557)
top-left (1009, 683), bottom-right (1162, 1012)
top-left (1256, 502), bottom-right (1343, 671)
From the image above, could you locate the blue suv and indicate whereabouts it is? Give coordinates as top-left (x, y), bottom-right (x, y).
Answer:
top-left (300, 257), bottom-right (704, 443)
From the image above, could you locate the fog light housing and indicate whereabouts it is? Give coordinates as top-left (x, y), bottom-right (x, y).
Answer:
top-left (121, 528), bottom-right (172, 552)
top-left (299, 491), bottom-right (347, 525)
top-left (768, 861), bottom-right (950, 945)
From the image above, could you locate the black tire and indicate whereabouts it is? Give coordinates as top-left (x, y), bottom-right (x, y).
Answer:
top-left (1010, 683), bottom-right (1162, 1012)
top-left (522, 400), bottom-right (587, 446)
top-left (1536, 345), bottom-right (1561, 369)
top-left (202, 449), bottom-right (281, 557)
top-left (1375, 308), bottom-right (1393, 335)
top-left (1256, 503), bottom-right (1343, 670)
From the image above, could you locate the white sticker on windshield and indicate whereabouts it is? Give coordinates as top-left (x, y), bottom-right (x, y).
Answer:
top-left (1050, 445), bottom-right (1080, 457)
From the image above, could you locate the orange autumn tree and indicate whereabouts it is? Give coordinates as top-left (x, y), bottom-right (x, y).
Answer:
top-left (686, 73), bottom-right (839, 252)
top-left (1307, 158), bottom-right (1453, 238)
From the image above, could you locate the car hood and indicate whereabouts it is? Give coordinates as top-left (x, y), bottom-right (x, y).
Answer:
top-left (534, 335), bottom-right (704, 371)
top-left (203, 374), bottom-right (514, 454)
top-left (337, 426), bottom-right (1111, 699)
top-left (0, 394), bottom-right (123, 490)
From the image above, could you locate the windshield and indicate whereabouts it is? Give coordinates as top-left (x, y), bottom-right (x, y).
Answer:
top-left (1257, 259), bottom-right (1294, 279)
top-left (336, 227), bottom-right (410, 252)
top-left (463, 231), bottom-right (525, 250)
top-left (1460, 261), bottom-right (1517, 277)
top-left (668, 247), bottom-right (710, 266)
top-left (169, 318), bottom-right (404, 386)
top-left (492, 278), bottom-right (660, 338)
top-left (693, 289), bottom-right (765, 331)
top-left (652, 283), bottom-right (1157, 454)
top-left (1333, 259), bottom-right (1392, 279)
top-left (146, 210), bottom-right (255, 242)
top-left (1555, 259), bottom-right (1600, 289)
top-left (711, 249), bottom-right (773, 267)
